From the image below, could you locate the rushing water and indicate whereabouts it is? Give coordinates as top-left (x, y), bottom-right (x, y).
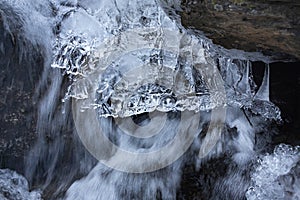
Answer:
top-left (0, 0), bottom-right (299, 199)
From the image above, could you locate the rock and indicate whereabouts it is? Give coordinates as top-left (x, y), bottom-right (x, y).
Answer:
top-left (0, 168), bottom-right (42, 200)
top-left (180, 0), bottom-right (300, 60)
top-left (0, 15), bottom-right (42, 173)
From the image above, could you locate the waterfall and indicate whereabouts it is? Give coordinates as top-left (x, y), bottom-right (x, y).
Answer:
top-left (0, 0), bottom-right (298, 199)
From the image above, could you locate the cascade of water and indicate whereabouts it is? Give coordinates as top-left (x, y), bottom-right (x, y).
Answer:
top-left (53, 0), bottom-right (281, 199)
top-left (0, 0), bottom-right (289, 199)
top-left (0, 0), bottom-right (96, 197)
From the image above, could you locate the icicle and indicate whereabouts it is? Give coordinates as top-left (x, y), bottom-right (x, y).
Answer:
top-left (246, 61), bottom-right (251, 95)
top-left (239, 60), bottom-right (252, 95)
top-left (255, 64), bottom-right (270, 101)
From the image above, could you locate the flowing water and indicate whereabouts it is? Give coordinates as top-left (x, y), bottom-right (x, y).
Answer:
top-left (0, 0), bottom-right (299, 199)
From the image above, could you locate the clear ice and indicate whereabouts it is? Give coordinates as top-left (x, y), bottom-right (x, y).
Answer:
top-left (51, 0), bottom-right (281, 122)
top-left (246, 144), bottom-right (300, 200)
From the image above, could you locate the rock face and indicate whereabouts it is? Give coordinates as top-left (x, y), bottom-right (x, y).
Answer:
top-left (180, 0), bottom-right (300, 60)
top-left (0, 16), bottom-right (42, 173)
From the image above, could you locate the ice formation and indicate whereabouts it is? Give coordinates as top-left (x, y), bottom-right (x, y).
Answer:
top-left (51, 2), bottom-right (281, 121)
top-left (0, 0), bottom-right (291, 199)
top-left (246, 144), bottom-right (300, 200)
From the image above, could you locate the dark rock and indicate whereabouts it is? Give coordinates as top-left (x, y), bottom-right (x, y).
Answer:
top-left (180, 0), bottom-right (300, 60)
top-left (0, 16), bottom-right (43, 174)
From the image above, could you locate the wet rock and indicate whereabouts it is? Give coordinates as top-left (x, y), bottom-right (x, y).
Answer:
top-left (180, 0), bottom-right (300, 60)
top-left (0, 168), bottom-right (42, 200)
top-left (0, 16), bottom-right (42, 173)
